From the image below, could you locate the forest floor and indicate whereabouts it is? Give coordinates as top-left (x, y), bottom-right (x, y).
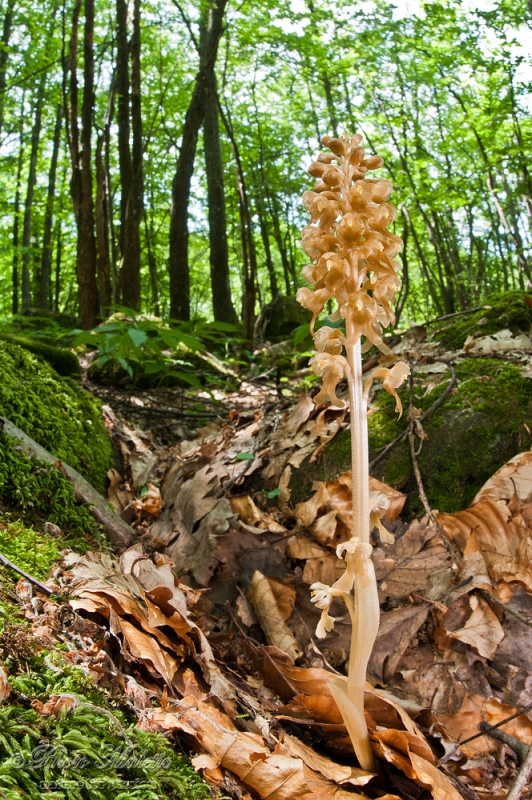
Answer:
top-left (4, 308), bottom-right (532, 799)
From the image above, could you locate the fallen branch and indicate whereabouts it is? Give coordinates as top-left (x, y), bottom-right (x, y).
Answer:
top-left (0, 417), bottom-right (134, 551)
top-left (506, 742), bottom-right (532, 800)
top-left (479, 722), bottom-right (529, 763)
top-left (479, 588), bottom-right (532, 631)
top-left (0, 551), bottom-right (53, 595)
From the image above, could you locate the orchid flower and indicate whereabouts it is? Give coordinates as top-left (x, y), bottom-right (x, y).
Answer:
top-left (296, 133), bottom-right (409, 773)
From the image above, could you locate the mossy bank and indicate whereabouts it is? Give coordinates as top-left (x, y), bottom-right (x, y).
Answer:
top-left (291, 357), bottom-right (532, 518)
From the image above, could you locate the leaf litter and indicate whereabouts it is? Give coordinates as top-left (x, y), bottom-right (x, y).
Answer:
top-left (9, 342), bottom-right (532, 800)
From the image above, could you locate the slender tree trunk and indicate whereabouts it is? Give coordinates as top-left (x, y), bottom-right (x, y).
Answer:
top-left (144, 209), bottom-right (159, 315)
top-left (203, 75), bottom-right (237, 323)
top-left (115, 0), bottom-right (143, 309)
top-left (54, 223), bottom-right (62, 311)
top-left (12, 97), bottom-right (25, 315)
top-left (115, 0), bottom-right (130, 261)
top-left (67, 0), bottom-right (99, 329)
top-left (95, 134), bottom-right (112, 311)
top-left (39, 103), bottom-right (62, 309)
top-left (256, 197), bottom-right (279, 300)
top-left (168, 0), bottom-right (228, 321)
top-left (0, 0), bottom-right (15, 138)
top-left (21, 75), bottom-right (46, 311)
top-left (220, 106), bottom-right (257, 342)
top-left (120, 0), bottom-right (143, 309)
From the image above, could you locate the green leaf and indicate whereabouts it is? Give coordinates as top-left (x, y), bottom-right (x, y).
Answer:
top-left (128, 328), bottom-right (148, 348)
top-left (293, 324), bottom-right (311, 346)
top-left (235, 452), bottom-right (254, 461)
top-left (262, 488), bottom-right (281, 498)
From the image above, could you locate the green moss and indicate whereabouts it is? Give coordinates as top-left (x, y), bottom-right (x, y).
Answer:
top-left (0, 334), bottom-right (80, 377)
top-left (0, 520), bottom-right (62, 581)
top-left (290, 358), bottom-right (532, 517)
top-left (431, 290), bottom-right (532, 351)
top-left (0, 341), bottom-right (112, 492)
top-left (0, 445), bottom-right (104, 543)
top-left (0, 656), bottom-right (210, 799)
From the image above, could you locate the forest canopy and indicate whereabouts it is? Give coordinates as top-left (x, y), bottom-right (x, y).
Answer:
top-left (0, 0), bottom-right (530, 335)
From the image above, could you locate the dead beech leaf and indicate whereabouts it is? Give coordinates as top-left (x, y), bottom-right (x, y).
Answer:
top-left (116, 617), bottom-right (179, 684)
top-left (0, 666), bottom-right (10, 702)
top-left (474, 450), bottom-right (532, 505)
top-left (375, 518), bottom-right (449, 601)
top-left (32, 693), bottom-right (81, 717)
top-left (230, 494), bottom-right (286, 533)
top-left (281, 693), bottom-right (344, 725)
top-left (448, 593), bottom-right (504, 659)
top-left (368, 477), bottom-right (406, 521)
top-left (302, 554), bottom-right (346, 587)
top-left (236, 593), bottom-right (258, 627)
top-left (134, 482), bottom-right (163, 516)
top-left (368, 604), bottom-right (430, 684)
top-left (142, 695), bottom-right (357, 800)
top-left (267, 577), bottom-right (296, 622)
top-left (279, 732), bottom-right (375, 785)
top-left (286, 535), bottom-right (327, 560)
top-left (247, 571), bottom-right (302, 661)
top-left (438, 500), bottom-right (532, 591)
top-left (409, 751), bottom-right (462, 800)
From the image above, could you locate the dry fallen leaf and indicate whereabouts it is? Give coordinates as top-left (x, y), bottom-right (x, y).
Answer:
top-left (0, 666), bottom-right (10, 702)
top-left (448, 593), bottom-right (505, 660)
top-left (134, 482), bottom-right (163, 516)
top-left (247, 570), bottom-right (302, 661)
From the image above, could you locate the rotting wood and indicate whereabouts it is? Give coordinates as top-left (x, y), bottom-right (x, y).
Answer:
top-left (0, 416), bottom-right (135, 550)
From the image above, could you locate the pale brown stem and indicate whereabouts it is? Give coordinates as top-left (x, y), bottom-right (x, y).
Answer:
top-left (338, 335), bottom-right (379, 772)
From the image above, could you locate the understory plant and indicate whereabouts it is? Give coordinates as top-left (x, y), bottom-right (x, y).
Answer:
top-left (296, 134), bottom-right (409, 771)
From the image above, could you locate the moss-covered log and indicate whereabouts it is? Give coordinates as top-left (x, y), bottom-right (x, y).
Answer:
top-left (0, 341), bottom-right (111, 492)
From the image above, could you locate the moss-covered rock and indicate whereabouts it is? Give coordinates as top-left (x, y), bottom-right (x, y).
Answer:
top-left (0, 334), bottom-right (80, 377)
top-left (0, 341), bottom-right (112, 493)
top-left (430, 290), bottom-right (532, 351)
top-left (263, 296), bottom-right (312, 342)
top-left (290, 358), bottom-right (532, 517)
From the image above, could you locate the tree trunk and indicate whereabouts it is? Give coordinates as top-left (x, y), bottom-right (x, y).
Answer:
top-left (115, 0), bottom-right (131, 264)
top-left (12, 96), bottom-right (25, 315)
top-left (67, 0), bottom-right (99, 329)
top-left (219, 106), bottom-right (257, 342)
top-left (95, 134), bottom-right (112, 311)
top-left (120, 0), bottom-right (143, 309)
top-left (0, 0), bottom-right (15, 138)
top-left (203, 74), bottom-right (237, 324)
top-left (21, 75), bottom-right (46, 311)
top-left (168, 0), bottom-right (228, 321)
top-left (39, 103), bottom-right (62, 309)
top-left (54, 222), bottom-right (62, 311)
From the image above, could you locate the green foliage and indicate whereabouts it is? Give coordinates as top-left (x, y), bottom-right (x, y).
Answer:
top-left (0, 341), bottom-right (112, 491)
top-left (73, 310), bottom-right (241, 388)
